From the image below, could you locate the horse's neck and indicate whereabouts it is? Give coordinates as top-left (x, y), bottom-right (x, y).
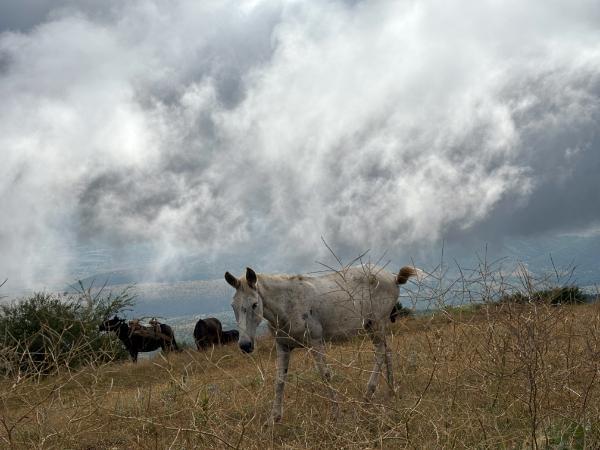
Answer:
top-left (258, 277), bottom-right (291, 328)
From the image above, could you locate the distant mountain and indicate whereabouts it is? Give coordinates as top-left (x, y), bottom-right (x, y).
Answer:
top-left (4, 233), bottom-right (596, 331)
top-left (75, 279), bottom-right (233, 318)
top-left (60, 242), bottom-right (233, 289)
top-left (76, 261), bottom-right (225, 286)
top-left (70, 234), bottom-right (600, 319)
top-left (501, 235), bottom-right (600, 286)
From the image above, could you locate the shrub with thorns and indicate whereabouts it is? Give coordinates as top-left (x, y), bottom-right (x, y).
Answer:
top-left (0, 283), bottom-right (134, 378)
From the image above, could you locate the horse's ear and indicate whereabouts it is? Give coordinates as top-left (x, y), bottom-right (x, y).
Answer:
top-left (246, 267), bottom-right (257, 289)
top-left (224, 272), bottom-right (240, 289)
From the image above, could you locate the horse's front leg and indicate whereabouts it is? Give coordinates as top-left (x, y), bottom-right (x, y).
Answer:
top-left (271, 341), bottom-right (291, 423)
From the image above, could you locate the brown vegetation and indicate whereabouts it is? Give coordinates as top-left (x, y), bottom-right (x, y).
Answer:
top-left (1, 297), bottom-right (599, 449)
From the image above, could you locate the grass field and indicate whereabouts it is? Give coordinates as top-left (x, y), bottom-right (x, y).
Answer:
top-left (1, 301), bottom-right (599, 449)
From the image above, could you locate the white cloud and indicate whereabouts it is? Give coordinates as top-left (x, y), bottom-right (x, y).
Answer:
top-left (0, 0), bottom-right (599, 288)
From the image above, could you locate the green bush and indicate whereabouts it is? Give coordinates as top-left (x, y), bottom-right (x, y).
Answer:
top-left (0, 284), bottom-right (134, 377)
top-left (501, 286), bottom-right (586, 305)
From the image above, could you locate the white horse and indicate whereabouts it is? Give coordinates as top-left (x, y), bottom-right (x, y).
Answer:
top-left (224, 264), bottom-right (418, 423)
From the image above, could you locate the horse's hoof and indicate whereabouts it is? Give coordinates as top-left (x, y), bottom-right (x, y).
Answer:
top-left (363, 390), bottom-right (375, 404)
top-left (330, 403), bottom-right (340, 421)
top-left (262, 415), bottom-right (282, 429)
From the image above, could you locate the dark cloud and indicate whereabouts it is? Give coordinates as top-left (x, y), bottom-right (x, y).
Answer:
top-left (0, 1), bottom-right (56, 32)
top-left (0, 0), bottom-right (121, 33)
top-left (453, 69), bottom-right (600, 241)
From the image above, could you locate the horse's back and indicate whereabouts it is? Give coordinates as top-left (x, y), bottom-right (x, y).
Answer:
top-left (203, 318), bottom-right (223, 334)
top-left (194, 317), bottom-right (223, 348)
top-left (317, 268), bottom-right (398, 337)
top-left (221, 329), bottom-right (239, 344)
top-left (308, 266), bottom-right (398, 312)
top-left (263, 266), bottom-right (400, 341)
top-left (159, 323), bottom-right (174, 336)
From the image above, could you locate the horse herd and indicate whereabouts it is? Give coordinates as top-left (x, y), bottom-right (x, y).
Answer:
top-left (100, 264), bottom-right (420, 423)
top-left (99, 315), bottom-right (238, 362)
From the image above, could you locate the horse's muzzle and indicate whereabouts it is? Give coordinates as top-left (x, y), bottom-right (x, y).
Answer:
top-left (239, 340), bottom-right (254, 353)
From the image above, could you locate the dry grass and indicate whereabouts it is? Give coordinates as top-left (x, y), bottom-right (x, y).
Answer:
top-left (1, 299), bottom-right (599, 449)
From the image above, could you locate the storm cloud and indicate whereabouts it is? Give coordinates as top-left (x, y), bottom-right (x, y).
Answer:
top-left (0, 0), bottom-right (599, 288)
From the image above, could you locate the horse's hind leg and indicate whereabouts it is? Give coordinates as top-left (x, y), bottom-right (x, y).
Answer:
top-left (164, 338), bottom-right (175, 352)
top-left (384, 340), bottom-right (394, 391)
top-left (382, 340), bottom-right (395, 397)
top-left (310, 339), bottom-right (339, 418)
top-left (365, 346), bottom-right (384, 399)
top-left (365, 325), bottom-right (394, 400)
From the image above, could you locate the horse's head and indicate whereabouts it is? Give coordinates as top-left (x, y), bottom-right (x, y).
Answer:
top-left (224, 267), bottom-right (263, 354)
top-left (99, 315), bottom-right (124, 332)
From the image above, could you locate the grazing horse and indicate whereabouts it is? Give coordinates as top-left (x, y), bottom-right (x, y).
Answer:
top-left (225, 264), bottom-right (419, 423)
top-left (99, 316), bottom-right (179, 362)
top-left (220, 329), bottom-right (240, 344)
top-left (193, 318), bottom-right (223, 350)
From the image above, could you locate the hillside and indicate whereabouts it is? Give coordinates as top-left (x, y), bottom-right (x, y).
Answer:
top-left (1, 302), bottom-right (599, 449)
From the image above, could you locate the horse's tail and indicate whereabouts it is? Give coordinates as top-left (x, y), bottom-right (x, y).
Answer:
top-left (396, 266), bottom-right (420, 284)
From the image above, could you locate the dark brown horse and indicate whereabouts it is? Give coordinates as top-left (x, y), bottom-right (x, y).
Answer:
top-left (193, 318), bottom-right (223, 350)
top-left (220, 329), bottom-right (239, 344)
top-left (100, 316), bottom-right (179, 362)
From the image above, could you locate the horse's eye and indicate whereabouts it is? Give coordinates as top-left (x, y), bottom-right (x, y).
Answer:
top-left (252, 303), bottom-right (258, 310)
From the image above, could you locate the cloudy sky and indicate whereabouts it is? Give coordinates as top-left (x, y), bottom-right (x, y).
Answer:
top-left (0, 0), bottom-right (599, 289)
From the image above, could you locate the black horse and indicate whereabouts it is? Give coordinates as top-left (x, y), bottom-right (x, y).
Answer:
top-left (193, 318), bottom-right (223, 350)
top-left (99, 316), bottom-right (179, 362)
top-left (220, 329), bottom-right (239, 344)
